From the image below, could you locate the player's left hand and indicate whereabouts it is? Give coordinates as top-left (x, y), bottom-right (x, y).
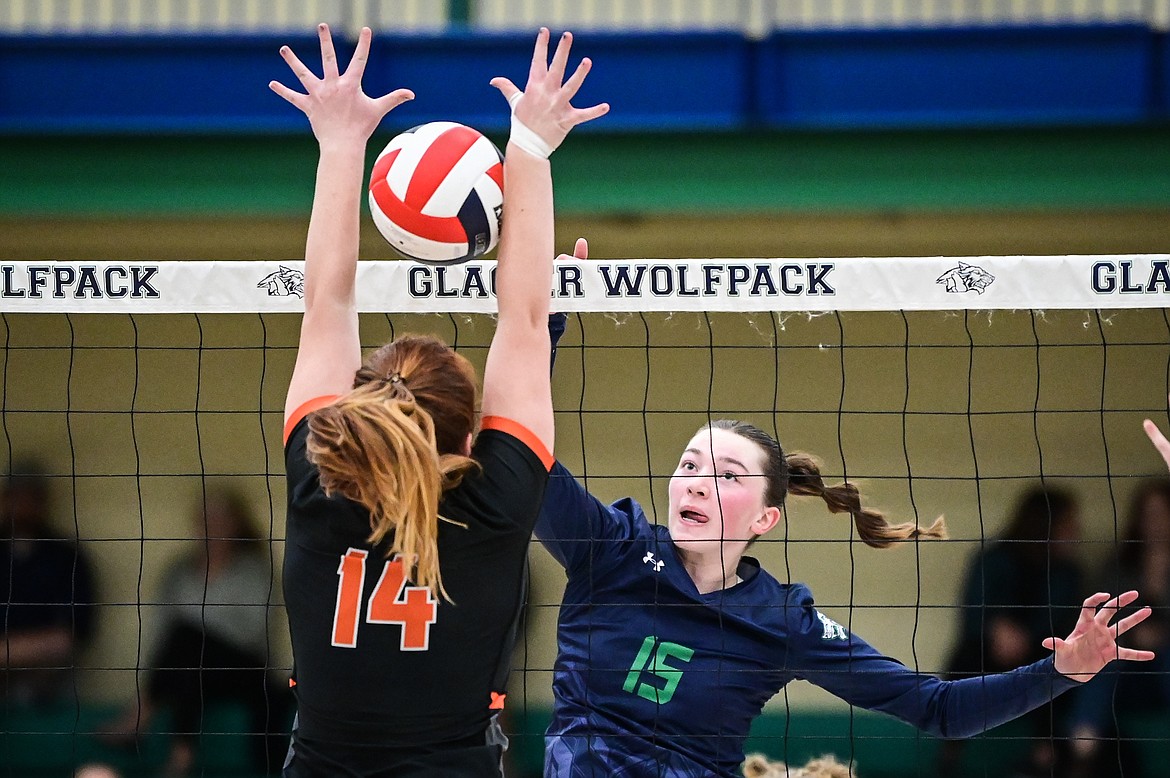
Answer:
top-left (1143, 396), bottom-right (1170, 472)
top-left (490, 29), bottom-right (609, 156)
top-left (1045, 591), bottom-right (1155, 681)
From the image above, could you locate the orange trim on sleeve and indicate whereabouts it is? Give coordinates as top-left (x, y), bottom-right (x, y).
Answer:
top-left (481, 416), bottom-right (554, 471)
top-left (284, 395), bottom-right (342, 445)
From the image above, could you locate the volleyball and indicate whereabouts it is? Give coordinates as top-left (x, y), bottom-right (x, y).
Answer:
top-left (368, 121), bottom-right (505, 265)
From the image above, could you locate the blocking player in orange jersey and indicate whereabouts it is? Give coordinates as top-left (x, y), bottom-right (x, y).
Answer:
top-left (270, 23), bottom-right (606, 777)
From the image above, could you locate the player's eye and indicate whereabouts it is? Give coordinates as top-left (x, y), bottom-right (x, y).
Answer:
top-left (721, 471), bottom-right (738, 481)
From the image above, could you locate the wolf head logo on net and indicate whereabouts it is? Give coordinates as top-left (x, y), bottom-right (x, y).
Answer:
top-left (258, 266), bottom-right (305, 298)
top-left (936, 262), bottom-right (995, 294)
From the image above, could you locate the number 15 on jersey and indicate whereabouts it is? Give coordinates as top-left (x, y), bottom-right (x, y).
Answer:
top-left (332, 548), bottom-right (437, 651)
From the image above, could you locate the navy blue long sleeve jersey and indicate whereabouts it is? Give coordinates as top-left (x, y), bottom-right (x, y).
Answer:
top-left (535, 463), bottom-right (1080, 777)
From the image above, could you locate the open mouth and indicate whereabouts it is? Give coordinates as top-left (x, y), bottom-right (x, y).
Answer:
top-left (679, 509), bottom-right (709, 525)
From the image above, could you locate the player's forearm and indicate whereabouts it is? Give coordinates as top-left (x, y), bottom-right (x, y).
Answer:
top-left (496, 146), bottom-right (554, 329)
top-left (303, 143), bottom-right (366, 310)
top-left (929, 656), bottom-right (1079, 738)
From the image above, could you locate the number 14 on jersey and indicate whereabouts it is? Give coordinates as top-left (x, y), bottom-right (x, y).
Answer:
top-left (332, 548), bottom-right (437, 650)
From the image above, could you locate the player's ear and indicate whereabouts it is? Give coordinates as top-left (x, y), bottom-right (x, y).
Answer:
top-left (462, 432), bottom-right (473, 457)
top-left (752, 506), bottom-right (782, 536)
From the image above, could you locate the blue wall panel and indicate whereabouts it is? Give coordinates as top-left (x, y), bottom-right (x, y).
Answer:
top-left (0, 25), bottom-right (1163, 134)
top-left (1155, 31), bottom-right (1170, 118)
top-left (757, 25), bottom-right (1153, 128)
top-left (368, 32), bottom-right (750, 132)
top-left (0, 34), bottom-right (323, 132)
top-left (0, 31), bottom-right (749, 134)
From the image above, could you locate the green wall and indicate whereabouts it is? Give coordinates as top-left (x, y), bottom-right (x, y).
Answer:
top-left (4, 127), bottom-right (1170, 217)
top-left (5, 126), bottom-right (1169, 262)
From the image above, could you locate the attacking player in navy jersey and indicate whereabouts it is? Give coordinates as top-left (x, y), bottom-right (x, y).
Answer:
top-left (535, 361), bottom-right (1157, 776)
top-left (270, 24), bottom-right (607, 776)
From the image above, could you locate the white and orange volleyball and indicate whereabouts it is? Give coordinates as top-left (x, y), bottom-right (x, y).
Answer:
top-left (368, 121), bottom-right (504, 264)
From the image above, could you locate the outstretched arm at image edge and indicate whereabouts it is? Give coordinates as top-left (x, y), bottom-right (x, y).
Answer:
top-left (795, 589), bottom-right (1153, 739)
top-left (796, 618), bottom-right (1078, 739)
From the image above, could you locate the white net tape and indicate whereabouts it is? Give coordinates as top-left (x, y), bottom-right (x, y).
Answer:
top-left (3, 255), bottom-right (1168, 313)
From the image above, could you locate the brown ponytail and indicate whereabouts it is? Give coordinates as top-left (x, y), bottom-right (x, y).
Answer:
top-left (703, 420), bottom-right (946, 548)
top-left (784, 452), bottom-right (946, 548)
top-left (306, 335), bottom-right (480, 601)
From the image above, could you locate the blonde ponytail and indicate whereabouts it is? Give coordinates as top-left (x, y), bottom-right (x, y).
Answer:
top-left (307, 380), bottom-right (476, 601)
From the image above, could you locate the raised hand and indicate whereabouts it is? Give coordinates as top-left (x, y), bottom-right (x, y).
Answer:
top-left (1144, 396), bottom-right (1170, 472)
top-left (270, 24), bottom-right (414, 145)
top-left (1043, 591), bottom-right (1155, 681)
top-left (490, 28), bottom-right (610, 158)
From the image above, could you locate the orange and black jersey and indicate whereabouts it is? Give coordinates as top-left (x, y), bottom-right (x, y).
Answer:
top-left (281, 399), bottom-right (552, 765)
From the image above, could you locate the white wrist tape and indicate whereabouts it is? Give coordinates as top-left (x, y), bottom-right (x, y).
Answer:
top-left (507, 93), bottom-right (554, 160)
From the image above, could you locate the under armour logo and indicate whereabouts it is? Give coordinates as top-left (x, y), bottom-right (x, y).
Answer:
top-left (642, 552), bottom-right (664, 572)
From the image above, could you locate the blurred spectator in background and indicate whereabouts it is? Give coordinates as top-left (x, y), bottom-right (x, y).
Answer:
top-left (0, 461), bottom-right (96, 708)
top-left (1066, 478), bottom-right (1170, 778)
top-left (105, 487), bottom-right (288, 776)
top-left (937, 486), bottom-right (1086, 778)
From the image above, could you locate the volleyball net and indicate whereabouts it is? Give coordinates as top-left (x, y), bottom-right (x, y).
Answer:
top-left (2, 255), bottom-right (1169, 776)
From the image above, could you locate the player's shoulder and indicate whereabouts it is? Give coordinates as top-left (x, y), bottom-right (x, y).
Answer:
top-left (783, 580), bottom-right (815, 607)
top-left (771, 580), bottom-right (819, 634)
top-left (476, 417), bottom-right (553, 472)
top-left (283, 395), bottom-right (341, 449)
top-left (745, 568), bottom-right (813, 605)
top-left (283, 413), bottom-right (314, 471)
top-left (611, 494), bottom-right (650, 517)
top-left (781, 583), bottom-right (855, 645)
top-left (284, 420), bottom-right (317, 482)
top-left (617, 500), bottom-right (660, 539)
